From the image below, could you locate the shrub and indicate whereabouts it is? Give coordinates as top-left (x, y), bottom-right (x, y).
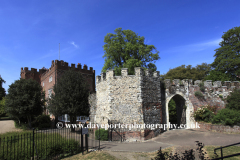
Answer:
top-left (199, 82), bottom-right (205, 92)
top-left (193, 106), bottom-right (215, 123)
top-left (226, 89), bottom-right (240, 110)
top-left (95, 128), bottom-right (108, 141)
top-left (152, 141), bottom-right (209, 160)
top-left (205, 104), bottom-right (218, 115)
top-left (32, 114), bottom-right (51, 129)
top-left (212, 108), bottom-right (240, 126)
top-left (194, 91), bottom-right (204, 99)
top-left (219, 94), bottom-right (223, 98)
top-left (13, 116), bottom-right (30, 130)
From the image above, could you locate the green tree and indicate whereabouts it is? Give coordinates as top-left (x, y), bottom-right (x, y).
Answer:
top-left (48, 69), bottom-right (90, 131)
top-left (211, 26), bottom-right (240, 80)
top-left (163, 63), bottom-right (211, 81)
top-left (204, 70), bottom-right (232, 82)
top-left (168, 99), bottom-right (177, 124)
top-left (102, 28), bottom-right (160, 75)
top-left (0, 76), bottom-right (6, 100)
top-left (5, 79), bottom-right (44, 127)
top-left (226, 89), bottom-right (240, 111)
top-left (0, 97), bottom-right (6, 118)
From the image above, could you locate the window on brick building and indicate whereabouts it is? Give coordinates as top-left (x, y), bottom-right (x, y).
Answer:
top-left (42, 82), bottom-right (44, 86)
top-left (48, 89), bottom-right (53, 98)
top-left (49, 76), bottom-right (52, 82)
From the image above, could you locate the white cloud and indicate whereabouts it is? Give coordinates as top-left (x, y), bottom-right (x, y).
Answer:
top-left (162, 38), bottom-right (222, 54)
top-left (190, 38), bottom-right (222, 48)
top-left (144, 38), bottom-right (151, 44)
top-left (70, 41), bottom-right (79, 48)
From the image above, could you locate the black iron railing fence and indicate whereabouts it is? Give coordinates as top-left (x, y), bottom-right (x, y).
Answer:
top-left (212, 142), bottom-right (240, 160)
top-left (0, 127), bottom-right (99, 160)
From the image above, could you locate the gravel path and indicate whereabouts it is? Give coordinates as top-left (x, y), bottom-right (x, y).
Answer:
top-left (0, 120), bottom-right (22, 134)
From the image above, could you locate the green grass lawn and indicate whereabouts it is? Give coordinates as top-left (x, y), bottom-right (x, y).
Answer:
top-left (1, 131), bottom-right (239, 160)
top-left (204, 145), bottom-right (240, 160)
top-left (62, 145), bottom-right (240, 160)
top-left (0, 130), bottom-right (81, 160)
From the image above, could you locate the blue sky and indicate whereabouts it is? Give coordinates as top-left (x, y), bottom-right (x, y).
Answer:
top-left (1, 0), bottom-right (240, 92)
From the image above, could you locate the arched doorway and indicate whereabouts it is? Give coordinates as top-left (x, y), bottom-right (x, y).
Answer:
top-left (167, 94), bottom-right (186, 130)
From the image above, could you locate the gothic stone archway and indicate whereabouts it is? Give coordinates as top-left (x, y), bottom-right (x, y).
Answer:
top-left (167, 94), bottom-right (186, 128)
top-left (163, 81), bottom-right (195, 130)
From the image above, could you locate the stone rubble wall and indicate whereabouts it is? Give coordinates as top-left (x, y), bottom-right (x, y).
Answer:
top-left (94, 67), bottom-right (162, 141)
top-left (198, 122), bottom-right (240, 134)
top-left (89, 92), bottom-right (96, 123)
top-left (164, 79), bottom-right (240, 111)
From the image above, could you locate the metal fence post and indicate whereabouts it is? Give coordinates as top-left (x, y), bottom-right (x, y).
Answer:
top-left (32, 128), bottom-right (35, 160)
top-left (221, 147), bottom-right (223, 160)
top-left (85, 133), bottom-right (88, 153)
top-left (81, 126), bottom-right (83, 155)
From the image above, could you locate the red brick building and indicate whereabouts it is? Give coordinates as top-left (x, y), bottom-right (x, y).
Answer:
top-left (21, 60), bottom-right (95, 121)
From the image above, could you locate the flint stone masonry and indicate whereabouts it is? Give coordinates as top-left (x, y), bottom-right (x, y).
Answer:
top-left (164, 79), bottom-right (240, 113)
top-left (198, 122), bottom-right (240, 134)
top-left (95, 68), bottom-right (161, 141)
top-left (94, 73), bottom-right (240, 141)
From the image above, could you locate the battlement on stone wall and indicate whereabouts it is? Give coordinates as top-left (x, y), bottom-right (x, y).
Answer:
top-left (96, 67), bottom-right (160, 83)
top-left (40, 60), bottom-right (94, 77)
top-left (192, 80), bottom-right (239, 89)
top-left (163, 79), bottom-right (240, 89)
top-left (21, 67), bottom-right (48, 75)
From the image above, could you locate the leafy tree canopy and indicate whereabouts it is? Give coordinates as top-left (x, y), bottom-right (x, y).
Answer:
top-left (0, 76), bottom-right (6, 100)
top-left (5, 78), bottom-right (44, 127)
top-left (48, 69), bottom-right (90, 128)
top-left (162, 63), bottom-right (211, 81)
top-left (0, 97), bottom-right (6, 117)
top-left (211, 26), bottom-right (240, 80)
top-left (102, 28), bottom-right (160, 75)
top-left (203, 70), bottom-right (232, 82)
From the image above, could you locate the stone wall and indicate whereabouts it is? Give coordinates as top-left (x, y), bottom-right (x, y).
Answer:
top-left (95, 67), bottom-right (162, 141)
top-left (198, 122), bottom-right (240, 134)
top-left (89, 92), bottom-right (96, 123)
top-left (164, 79), bottom-right (240, 112)
top-left (92, 74), bottom-right (240, 141)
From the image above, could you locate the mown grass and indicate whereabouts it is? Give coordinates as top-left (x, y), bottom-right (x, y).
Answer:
top-left (62, 147), bottom-right (174, 160)
top-left (62, 150), bottom-right (119, 160)
top-left (62, 145), bottom-right (240, 160)
top-left (0, 130), bottom-right (81, 160)
top-left (204, 145), bottom-right (240, 160)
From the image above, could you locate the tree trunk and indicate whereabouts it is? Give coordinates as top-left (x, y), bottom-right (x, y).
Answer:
top-left (17, 118), bottom-right (20, 126)
top-left (27, 116), bottom-right (32, 128)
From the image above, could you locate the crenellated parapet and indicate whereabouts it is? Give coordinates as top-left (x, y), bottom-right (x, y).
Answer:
top-left (163, 79), bottom-right (240, 99)
top-left (21, 60), bottom-right (95, 93)
top-left (163, 79), bottom-right (239, 89)
top-left (21, 67), bottom-right (48, 74)
top-left (20, 67), bottom-right (48, 83)
top-left (96, 67), bottom-right (160, 84)
top-left (41, 60), bottom-right (94, 77)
